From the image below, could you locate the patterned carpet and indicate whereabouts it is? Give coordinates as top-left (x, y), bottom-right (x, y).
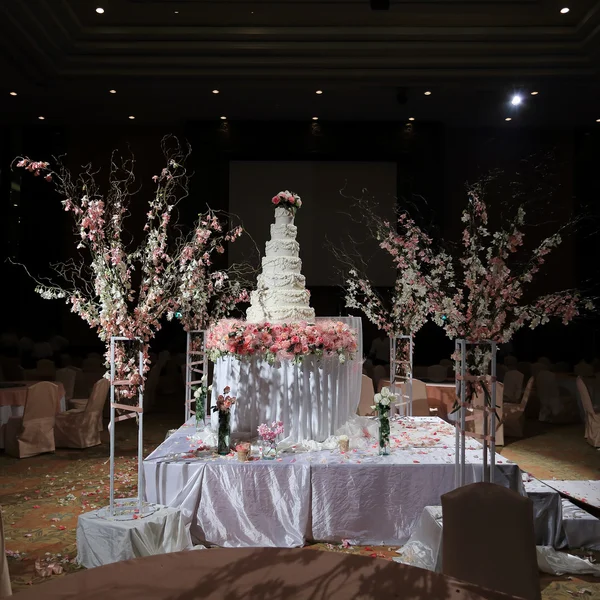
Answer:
top-left (1, 414), bottom-right (599, 597)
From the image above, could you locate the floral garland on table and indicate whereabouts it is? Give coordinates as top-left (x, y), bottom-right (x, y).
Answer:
top-left (272, 190), bottom-right (302, 214)
top-left (206, 319), bottom-right (358, 364)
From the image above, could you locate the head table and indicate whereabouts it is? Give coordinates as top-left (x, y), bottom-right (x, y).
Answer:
top-left (0, 381), bottom-right (66, 449)
top-left (12, 547), bottom-right (520, 600)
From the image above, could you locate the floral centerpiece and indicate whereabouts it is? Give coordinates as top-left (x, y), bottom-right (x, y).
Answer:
top-left (206, 319), bottom-right (358, 365)
top-left (272, 190), bottom-right (302, 214)
top-left (212, 386), bottom-right (236, 455)
top-left (373, 387), bottom-right (396, 455)
top-left (257, 421), bottom-right (284, 460)
top-left (192, 375), bottom-right (210, 430)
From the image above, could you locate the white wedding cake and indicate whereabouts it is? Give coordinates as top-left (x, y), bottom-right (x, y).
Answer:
top-left (246, 191), bottom-right (316, 323)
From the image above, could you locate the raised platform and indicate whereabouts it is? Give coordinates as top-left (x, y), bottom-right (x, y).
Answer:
top-left (143, 417), bottom-right (522, 548)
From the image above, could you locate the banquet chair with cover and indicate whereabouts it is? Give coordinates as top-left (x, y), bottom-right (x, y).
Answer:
top-left (5, 382), bottom-right (58, 459)
top-left (495, 364), bottom-right (507, 383)
top-left (502, 370), bottom-right (524, 404)
top-left (537, 357), bottom-right (552, 367)
top-left (531, 362), bottom-right (547, 377)
top-left (576, 376), bottom-right (600, 447)
top-left (439, 359), bottom-right (453, 368)
top-left (82, 356), bottom-right (104, 372)
top-left (357, 375), bottom-right (375, 416)
top-left (410, 379), bottom-right (431, 416)
top-left (0, 507), bottom-right (11, 597)
top-left (413, 365), bottom-right (428, 380)
top-left (55, 378), bottom-right (110, 448)
top-left (36, 359), bottom-right (56, 380)
top-left (536, 370), bottom-right (580, 423)
top-left (442, 482), bottom-right (540, 600)
top-left (428, 365), bottom-right (448, 383)
top-left (503, 355), bottom-right (518, 368)
top-left (554, 361), bottom-right (570, 373)
top-left (503, 377), bottom-right (534, 438)
top-left (56, 367), bottom-right (76, 403)
top-left (517, 361), bottom-right (532, 380)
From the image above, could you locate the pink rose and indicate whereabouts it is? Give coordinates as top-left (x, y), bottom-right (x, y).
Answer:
top-left (272, 196), bottom-right (280, 205)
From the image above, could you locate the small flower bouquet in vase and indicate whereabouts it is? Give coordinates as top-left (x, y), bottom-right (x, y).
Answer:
top-left (235, 442), bottom-right (251, 462)
top-left (373, 387), bottom-right (395, 455)
top-left (212, 386), bottom-right (236, 455)
top-left (257, 421), bottom-right (284, 460)
top-left (193, 376), bottom-right (210, 430)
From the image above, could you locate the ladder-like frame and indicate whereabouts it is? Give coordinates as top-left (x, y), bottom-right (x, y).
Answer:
top-left (390, 334), bottom-right (414, 416)
top-left (185, 330), bottom-right (208, 423)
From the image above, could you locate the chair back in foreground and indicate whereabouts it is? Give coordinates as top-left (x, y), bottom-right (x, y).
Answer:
top-left (576, 376), bottom-right (600, 447)
top-left (5, 382), bottom-right (58, 458)
top-left (0, 507), bottom-right (11, 597)
top-left (427, 364), bottom-right (448, 382)
top-left (54, 378), bottom-right (110, 448)
top-left (55, 367), bottom-right (76, 402)
top-left (502, 370), bottom-right (524, 404)
top-left (503, 376), bottom-right (534, 438)
top-left (357, 375), bottom-right (375, 416)
top-left (442, 482), bottom-right (540, 600)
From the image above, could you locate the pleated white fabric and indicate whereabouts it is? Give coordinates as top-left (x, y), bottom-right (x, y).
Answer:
top-left (212, 317), bottom-right (362, 443)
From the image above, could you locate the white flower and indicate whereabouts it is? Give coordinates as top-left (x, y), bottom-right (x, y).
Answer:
top-left (338, 435), bottom-right (349, 442)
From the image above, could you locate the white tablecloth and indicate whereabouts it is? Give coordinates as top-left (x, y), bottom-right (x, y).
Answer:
top-left (211, 316), bottom-right (363, 443)
top-left (143, 417), bottom-right (522, 547)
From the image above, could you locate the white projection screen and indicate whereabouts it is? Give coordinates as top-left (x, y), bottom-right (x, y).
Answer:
top-left (228, 161), bottom-right (397, 287)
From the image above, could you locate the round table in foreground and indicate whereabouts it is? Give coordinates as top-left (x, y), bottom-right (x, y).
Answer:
top-left (13, 548), bottom-right (519, 600)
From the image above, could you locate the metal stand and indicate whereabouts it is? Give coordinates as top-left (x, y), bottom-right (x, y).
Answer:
top-left (390, 334), bottom-right (414, 416)
top-left (185, 330), bottom-right (208, 423)
top-left (103, 336), bottom-right (156, 520)
top-left (454, 339), bottom-right (497, 488)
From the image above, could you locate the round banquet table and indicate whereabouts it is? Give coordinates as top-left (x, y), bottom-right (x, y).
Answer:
top-left (0, 381), bottom-right (66, 449)
top-left (12, 548), bottom-right (520, 600)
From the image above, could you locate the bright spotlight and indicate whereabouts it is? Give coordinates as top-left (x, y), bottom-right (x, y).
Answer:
top-left (511, 95), bottom-right (522, 106)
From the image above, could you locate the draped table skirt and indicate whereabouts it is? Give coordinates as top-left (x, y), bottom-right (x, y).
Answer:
top-left (143, 417), bottom-right (522, 548)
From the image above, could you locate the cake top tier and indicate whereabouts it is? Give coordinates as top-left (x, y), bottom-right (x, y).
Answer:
top-left (272, 190), bottom-right (302, 214)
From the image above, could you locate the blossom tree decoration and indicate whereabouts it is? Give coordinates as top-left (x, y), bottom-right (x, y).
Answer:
top-left (13, 136), bottom-right (243, 402)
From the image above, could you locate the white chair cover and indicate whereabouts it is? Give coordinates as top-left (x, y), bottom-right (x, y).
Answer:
top-left (576, 377), bottom-right (600, 447)
top-left (503, 370), bottom-right (524, 404)
top-left (357, 375), bottom-right (375, 416)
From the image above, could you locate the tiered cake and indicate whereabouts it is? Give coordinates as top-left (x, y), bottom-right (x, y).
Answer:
top-left (246, 191), bottom-right (315, 323)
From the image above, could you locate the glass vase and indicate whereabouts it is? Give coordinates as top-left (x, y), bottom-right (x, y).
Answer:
top-left (261, 440), bottom-right (277, 460)
top-left (217, 411), bottom-right (231, 455)
top-left (195, 401), bottom-right (205, 432)
top-left (378, 411), bottom-right (391, 456)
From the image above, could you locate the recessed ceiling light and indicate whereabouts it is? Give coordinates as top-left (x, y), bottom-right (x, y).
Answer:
top-left (38, 116), bottom-right (45, 120)
top-left (408, 117), bottom-right (415, 121)
top-left (96, 7), bottom-right (105, 14)
top-left (174, 10), bottom-right (179, 14)
top-left (9, 91), bottom-right (17, 96)
top-left (109, 89), bottom-right (117, 94)
top-left (315, 90), bottom-right (323, 95)
top-left (560, 7), bottom-right (570, 13)
top-left (128, 115), bottom-right (135, 120)
top-left (510, 95), bottom-right (522, 106)
top-left (212, 89), bottom-right (219, 94)
top-left (530, 91), bottom-right (539, 96)
top-left (505, 117), bottom-right (512, 121)
top-left (312, 116), bottom-right (319, 121)
top-left (596, 118), bottom-right (600, 123)
top-left (220, 116), bottom-right (227, 120)
top-left (424, 91), bottom-right (432, 96)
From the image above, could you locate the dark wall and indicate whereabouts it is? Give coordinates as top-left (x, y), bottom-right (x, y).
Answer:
top-left (1, 120), bottom-right (598, 363)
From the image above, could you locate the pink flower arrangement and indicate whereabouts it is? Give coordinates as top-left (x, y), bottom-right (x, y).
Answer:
top-left (257, 421), bottom-right (284, 443)
top-left (206, 319), bottom-right (358, 364)
top-left (212, 386), bottom-right (236, 413)
top-left (271, 190), bottom-right (302, 213)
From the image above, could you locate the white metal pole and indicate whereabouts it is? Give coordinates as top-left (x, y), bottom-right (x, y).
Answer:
top-left (460, 340), bottom-right (467, 487)
top-left (137, 344), bottom-right (144, 514)
top-left (109, 337), bottom-right (116, 516)
top-left (454, 338), bottom-right (460, 489)
top-left (185, 331), bottom-right (191, 422)
top-left (408, 334), bottom-right (413, 417)
top-left (490, 341), bottom-right (497, 484)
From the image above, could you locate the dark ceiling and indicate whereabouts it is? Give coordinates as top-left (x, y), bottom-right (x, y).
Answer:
top-left (1, 0), bottom-right (599, 127)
